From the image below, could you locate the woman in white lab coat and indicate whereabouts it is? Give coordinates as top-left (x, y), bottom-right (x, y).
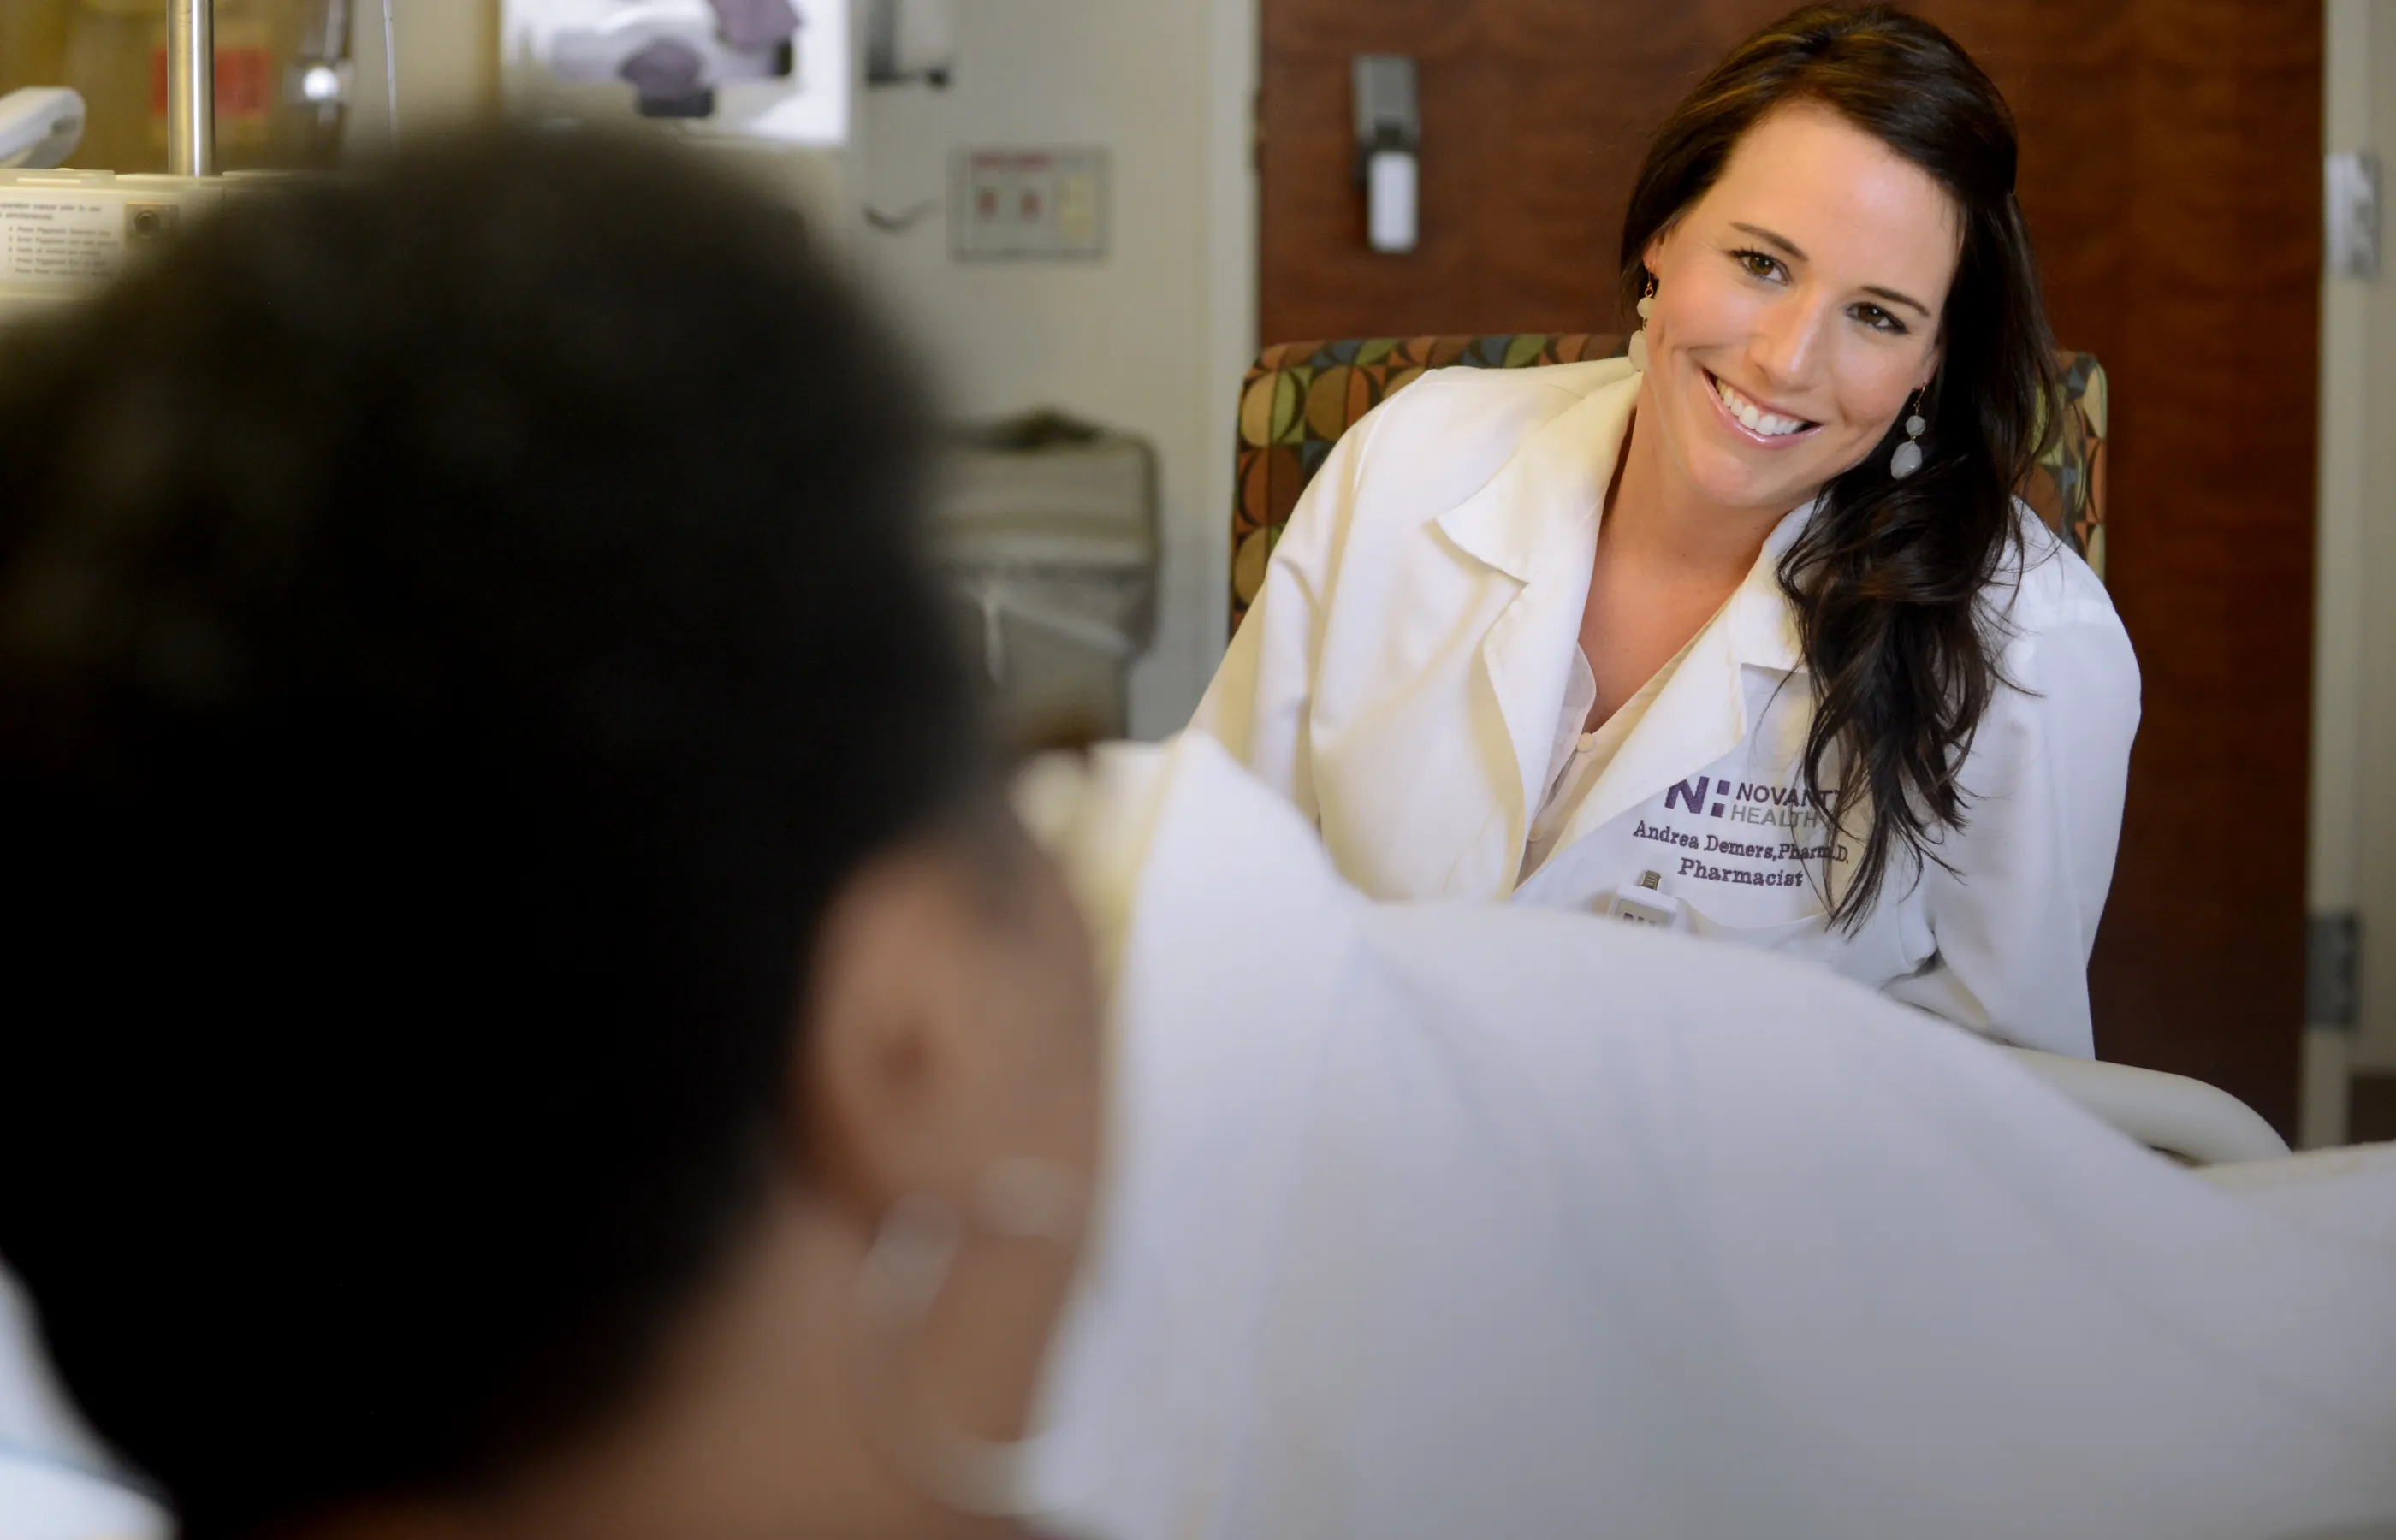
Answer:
top-left (1192, 6), bottom-right (2139, 1057)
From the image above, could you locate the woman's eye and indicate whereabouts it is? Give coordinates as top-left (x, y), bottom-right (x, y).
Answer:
top-left (1735, 249), bottom-right (1782, 281)
top-left (1852, 303), bottom-right (1907, 335)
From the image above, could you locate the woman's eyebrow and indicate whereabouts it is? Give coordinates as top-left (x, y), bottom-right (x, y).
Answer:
top-left (1732, 221), bottom-right (1807, 259)
top-left (1729, 222), bottom-right (1933, 318)
top-left (1859, 283), bottom-right (1932, 318)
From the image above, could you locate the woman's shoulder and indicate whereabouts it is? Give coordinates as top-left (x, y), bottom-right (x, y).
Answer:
top-left (1332, 358), bottom-right (1637, 528)
top-left (1982, 499), bottom-right (2138, 685)
top-left (1987, 501), bottom-right (2122, 624)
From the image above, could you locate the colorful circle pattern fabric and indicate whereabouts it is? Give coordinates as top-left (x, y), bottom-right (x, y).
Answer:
top-left (1227, 334), bottom-right (2109, 637)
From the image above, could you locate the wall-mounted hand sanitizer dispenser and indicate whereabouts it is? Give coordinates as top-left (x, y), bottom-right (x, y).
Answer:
top-left (1352, 55), bottom-right (1419, 255)
top-left (863, 0), bottom-right (958, 88)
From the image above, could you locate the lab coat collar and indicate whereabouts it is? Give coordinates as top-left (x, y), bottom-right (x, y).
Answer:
top-left (1545, 498), bottom-right (1819, 857)
top-left (1723, 499), bottom-right (1817, 677)
top-left (1422, 368), bottom-right (1820, 893)
top-left (1434, 364), bottom-right (1640, 582)
top-left (1435, 368), bottom-right (1814, 672)
top-left (1430, 370), bottom-right (1639, 874)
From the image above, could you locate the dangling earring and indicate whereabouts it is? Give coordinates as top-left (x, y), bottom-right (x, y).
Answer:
top-left (851, 1157), bottom-right (1085, 1519)
top-left (1889, 389), bottom-right (1928, 479)
top-left (1627, 274), bottom-right (1657, 372)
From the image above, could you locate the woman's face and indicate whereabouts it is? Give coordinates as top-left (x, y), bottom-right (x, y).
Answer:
top-left (1638, 102), bottom-right (1960, 517)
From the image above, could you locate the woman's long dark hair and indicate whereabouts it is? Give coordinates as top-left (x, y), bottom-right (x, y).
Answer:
top-left (1619, 3), bottom-right (2056, 927)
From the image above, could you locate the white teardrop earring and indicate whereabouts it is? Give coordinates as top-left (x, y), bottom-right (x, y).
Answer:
top-left (1627, 275), bottom-right (1657, 372)
top-left (1889, 389), bottom-right (1927, 479)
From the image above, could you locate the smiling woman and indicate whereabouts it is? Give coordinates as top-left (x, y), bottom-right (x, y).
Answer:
top-left (1613, 40), bottom-right (2047, 933)
top-left (1191, 4), bottom-right (2141, 1059)
top-left (1633, 118), bottom-right (1952, 500)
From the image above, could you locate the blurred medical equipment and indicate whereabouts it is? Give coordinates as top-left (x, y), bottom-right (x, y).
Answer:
top-left (374, 0), bottom-right (396, 136)
top-left (0, 21), bottom-right (262, 331)
top-left (0, 167), bottom-right (247, 325)
top-left (0, 89), bottom-right (86, 171)
top-left (1, 0), bottom-right (360, 175)
top-left (164, 0), bottom-right (216, 173)
top-left (542, 1), bottom-right (799, 119)
top-left (503, 0), bottom-right (849, 145)
top-left (9, 0), bottom-right (846, 323)
top-left (935, 413), bottom-right (1159, 746)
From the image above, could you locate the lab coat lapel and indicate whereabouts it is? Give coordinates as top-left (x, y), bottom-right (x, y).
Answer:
top-left (1563, 614), bottom-right (1745, 847)
top-left (1432, 371), bottom-right (1639, 893)
top-left (1558, 500), bottom-right (1817, 850)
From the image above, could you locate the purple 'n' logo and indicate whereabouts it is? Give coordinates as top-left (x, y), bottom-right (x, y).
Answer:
top-left (1662, 775), bottom-right (1711, 815)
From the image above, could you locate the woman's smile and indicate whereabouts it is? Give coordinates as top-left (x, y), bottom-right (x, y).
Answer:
top-left (1701, 367), bottom-right (1822, 447)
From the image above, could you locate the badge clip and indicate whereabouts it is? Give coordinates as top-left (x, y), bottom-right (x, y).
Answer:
top-left (1609, 869), bottom-right (1681, 927)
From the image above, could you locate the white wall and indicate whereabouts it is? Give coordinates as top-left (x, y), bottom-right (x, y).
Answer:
top-left (2313, 0), bottom-right (2396, 1143)
top-left (353, 0), bottom-right (1258, 741)
top-left (851, 0), bottom-right (1255, 737)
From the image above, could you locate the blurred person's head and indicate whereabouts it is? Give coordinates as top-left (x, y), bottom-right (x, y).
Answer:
top-left (0, 127), bottom-right (1102, 1540)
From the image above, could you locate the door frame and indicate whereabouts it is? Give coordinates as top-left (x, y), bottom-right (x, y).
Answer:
top-left (1203, 0), bottom-right (1263, 661)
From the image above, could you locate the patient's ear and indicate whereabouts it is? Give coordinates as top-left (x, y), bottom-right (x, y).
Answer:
top-left (802, 840), bottom-right (993, 1214)
top-left (797, 825), bottom-right (1101, 1224)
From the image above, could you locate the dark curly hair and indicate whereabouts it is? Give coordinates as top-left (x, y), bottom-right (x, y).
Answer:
top-left (0, 127), bottom-right (979, 1537)
top-left (1619, 3), bottom-right (2057, 926)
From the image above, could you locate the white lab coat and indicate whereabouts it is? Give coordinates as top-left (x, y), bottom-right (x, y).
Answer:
top-left (1024, 735), bottom-right (2396, 1540)
top-left (1192, 360), bottom-right (2140, 1057)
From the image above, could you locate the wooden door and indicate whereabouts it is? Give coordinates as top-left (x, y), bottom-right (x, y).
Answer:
top-left (1260, 0), bottom-right (2322, 1132)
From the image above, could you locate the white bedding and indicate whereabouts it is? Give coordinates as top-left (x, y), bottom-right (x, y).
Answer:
top-left (2198, 1141), bottom-right (2396, 1253)
top-left (1029, 735), bottom-right (2396, 1540)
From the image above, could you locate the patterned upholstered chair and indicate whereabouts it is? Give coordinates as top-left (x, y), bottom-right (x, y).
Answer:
top-left (1229, 333), bottom-right (2109, 636)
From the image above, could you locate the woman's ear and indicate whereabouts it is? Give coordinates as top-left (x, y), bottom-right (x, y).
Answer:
top-left (1917, 339), bottom-right (1945, 394)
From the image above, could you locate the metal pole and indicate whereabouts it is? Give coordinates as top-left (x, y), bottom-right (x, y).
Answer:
top-left (166, 0), bottom-right (216, 177)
